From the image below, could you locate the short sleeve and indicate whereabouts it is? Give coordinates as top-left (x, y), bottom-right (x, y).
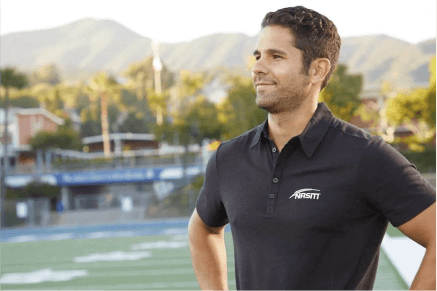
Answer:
top-left (196, 148), bottom-right (229, 227)
top-left (359, 137), bottom-right (436, 227)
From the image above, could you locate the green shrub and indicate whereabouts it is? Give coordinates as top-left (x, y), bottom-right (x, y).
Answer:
top-left (1, 200), bottom-right (26, 228)
top-left (401, 150), bottom-right (436, 173)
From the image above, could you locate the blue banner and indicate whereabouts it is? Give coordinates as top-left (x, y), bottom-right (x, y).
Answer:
top-left (54, 165), bottom-right (203, 186)
top-left (6, 165), bottom-right (203, 187)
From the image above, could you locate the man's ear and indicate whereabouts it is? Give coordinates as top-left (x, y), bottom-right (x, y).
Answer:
top-left (310, 58), bottom-right (330, 85)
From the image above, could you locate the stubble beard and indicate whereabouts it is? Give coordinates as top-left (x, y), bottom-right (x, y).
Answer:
top-left (256, 88), bottom-right (307, 114)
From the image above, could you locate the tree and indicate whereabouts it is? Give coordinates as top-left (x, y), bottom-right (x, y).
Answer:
top-left (23, 182), bottom-right (60, 200)
top-left (1, 68), bottom-right (29, 165)
top-left (80, 106), bottom-right (101, 138)
top-left (386, 90), bottom-right (430, 128)
top-left (30, 82), bottom-right (52, 108)
top-left (8, 95), bottom-right (39, 108)
top-left (88, 72), bottom-right (119, 156)
top-left (30, 63), bottom-right (61, 86)
top-left (116, 88), bottom-right (154, 132)
top-left (1, 68), bottom-right (28, 94)
top-left (385, 57), bottom-right (436, 151)
top-left (167, 71), bottom-right (211, 146)
top-left (118, 111), bottom-right (150, 134)
top-left (29, 131), bottom-right (57, 150)
top-left (122, 56), bottom-right (175, 126)
top-left (29, 126), bottom-right (82, 151)
top-left (152, 120), bottom-right (175, 144)
top-left (185, 95), bottom-right (222, 145)
top-left (319, 64), bottom-right (363, 122)
top-left (177, 70), bottom-right (206, 98)
top-left (218, 74), bottom-right (267, 140)
top-left (0, 84), bottom-right (40, 108)
top-left (121, 56), bottom-right (174, 93)
top-left (425, 56), bottom-right (436, 127)
top-left (150, 70), bottom-right (222, 148)
top-left (45, 87), bottom-right (65, 117)
top-left (0, 67), bottom-right (28, 226)
top-left (147, 88), bottom-right (170, 126)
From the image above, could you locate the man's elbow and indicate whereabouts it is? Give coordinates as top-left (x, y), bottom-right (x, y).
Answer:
top-left (188, 209), bottom-right (225, 242)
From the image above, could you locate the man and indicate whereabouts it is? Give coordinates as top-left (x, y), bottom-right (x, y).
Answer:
top-left (188, 6), bottom-right (436, 290)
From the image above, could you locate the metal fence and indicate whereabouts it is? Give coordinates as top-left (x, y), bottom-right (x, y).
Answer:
top-left (2, 197), bottom-right (51, 228)
top-left (1, 174), bottom-right (201, 228)
top-left (73, 191), bottom-right (151, 211)
top-left (8, 150), bottom-right (202, 175)
top-left (1, 148), bottom-right (211, 228)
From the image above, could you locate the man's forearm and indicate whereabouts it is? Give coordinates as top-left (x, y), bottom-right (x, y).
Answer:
top-left (410, 243), bottom-right (436, 290)
top-left (189, 230), bottom-right (229, 290)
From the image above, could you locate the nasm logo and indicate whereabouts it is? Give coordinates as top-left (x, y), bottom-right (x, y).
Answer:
top-left (289, 188), bottom-right (321, 200)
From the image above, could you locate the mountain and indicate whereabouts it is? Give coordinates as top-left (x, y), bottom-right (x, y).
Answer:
top-left (159, 33), bottom-right (257, 72)
top-left (1, 18), bottom-right (153, 79)
top-left (1, 18), bottom-right (435, 89)
top-left (339, 35), bottom-right (435, 88)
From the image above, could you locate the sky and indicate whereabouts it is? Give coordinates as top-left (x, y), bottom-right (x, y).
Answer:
top-left (1, 0), bottom-right (436, 44)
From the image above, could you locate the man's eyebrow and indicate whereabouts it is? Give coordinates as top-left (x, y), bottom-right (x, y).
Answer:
top-left (253, 49), bottom-right (287, 56)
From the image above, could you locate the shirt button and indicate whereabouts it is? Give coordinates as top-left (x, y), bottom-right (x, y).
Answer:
top-left (272, 147), bottom-right (277, 152)
top-left (273, 178), bottom-right (278, 183)
top-left (269, 194), bottom-right (275, 199)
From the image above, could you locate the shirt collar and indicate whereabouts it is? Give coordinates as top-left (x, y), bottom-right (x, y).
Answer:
top-left (250, 102), bottom-right (334, 158)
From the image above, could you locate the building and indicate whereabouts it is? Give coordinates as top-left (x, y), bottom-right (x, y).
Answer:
top-left (0, 107), bottom-right (64, 169)
top-left (82, 133), bottom-right (159, 154)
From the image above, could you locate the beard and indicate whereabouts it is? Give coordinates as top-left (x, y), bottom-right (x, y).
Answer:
top-left (256, 86), bottom-right (307, 114)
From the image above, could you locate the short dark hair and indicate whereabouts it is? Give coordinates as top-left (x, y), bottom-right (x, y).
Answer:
top-left (261, 6), bottom-right (341, 90)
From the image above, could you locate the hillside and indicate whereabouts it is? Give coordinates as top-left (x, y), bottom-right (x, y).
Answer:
top-left (1, 18), bottom-right (435, 89)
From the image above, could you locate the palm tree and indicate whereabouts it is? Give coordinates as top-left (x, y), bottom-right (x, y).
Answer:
top-left (89, 72), bottom-right (117, 157)
top-left (0, 67), bottom-right (28, 226)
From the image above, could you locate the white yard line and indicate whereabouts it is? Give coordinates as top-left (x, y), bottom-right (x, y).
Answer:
top-left (3, 256), bottom-right (233, 271)
top-left (87, 267), bottom-right (235, 278)
top-left (381, 234), bottom-right (426, 287)
top-left (40, 278), bottom-right (237, 290)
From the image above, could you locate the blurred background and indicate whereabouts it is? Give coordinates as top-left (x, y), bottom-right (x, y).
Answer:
top-left (0, 0), bottom-right (435, 289)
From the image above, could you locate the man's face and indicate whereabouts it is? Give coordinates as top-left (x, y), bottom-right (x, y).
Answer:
top-left (252, 25), bottom-right (311, 114)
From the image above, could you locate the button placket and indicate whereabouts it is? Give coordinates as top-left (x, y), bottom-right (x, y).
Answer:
top-left (267, 157), bottom-right (284, 215)
top-left (270, 140), bottom-right (280, 165)
top-left (266, 145), bottom-right (295, 216)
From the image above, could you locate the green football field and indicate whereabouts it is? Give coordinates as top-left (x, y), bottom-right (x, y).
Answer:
top-left (1, 231), bottom-right (408, 290)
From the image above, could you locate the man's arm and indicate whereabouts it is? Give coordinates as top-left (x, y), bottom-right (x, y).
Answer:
top-left (188, 208), bottom-right (228, 290)
top-left (398, 202), bottom-right (436, 290)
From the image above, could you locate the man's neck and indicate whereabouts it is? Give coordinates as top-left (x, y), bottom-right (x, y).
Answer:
top-left (267, 100), bottom-right (318, 152)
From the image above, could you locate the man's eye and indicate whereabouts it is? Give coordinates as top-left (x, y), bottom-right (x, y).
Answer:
top-left (273, 55), bottom-right (282, 59)
top-left (254, 56), bottom-right (260, 60)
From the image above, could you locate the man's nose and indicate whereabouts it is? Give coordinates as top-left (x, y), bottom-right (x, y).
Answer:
top-left (252, 58), bottom-right (268, 75)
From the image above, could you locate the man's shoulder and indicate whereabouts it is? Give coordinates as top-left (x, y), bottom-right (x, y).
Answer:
top-left (328, 117), bottom-right (386, 147)
top-left (328, 117), bottom-right (401, 162)
top-left (217, 125), bottom-right (261, 154)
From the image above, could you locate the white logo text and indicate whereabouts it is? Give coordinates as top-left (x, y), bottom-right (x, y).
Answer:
top-left (289, 188), bottom-right (321, 200)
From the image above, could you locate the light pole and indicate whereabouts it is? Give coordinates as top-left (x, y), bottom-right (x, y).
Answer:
top-left (378, 83), bottom-right (395, 143)
top-left (0, 91), bottom-right (10, 227)
top-left (152, 40), bottom-right (163, 125)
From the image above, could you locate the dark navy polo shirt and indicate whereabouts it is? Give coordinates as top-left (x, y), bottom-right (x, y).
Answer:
top-left (196, 102), bottom-right (436, 290)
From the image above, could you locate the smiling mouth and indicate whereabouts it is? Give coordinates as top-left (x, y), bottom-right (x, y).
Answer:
top-left (256, 82), bottom-right (275, 87)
